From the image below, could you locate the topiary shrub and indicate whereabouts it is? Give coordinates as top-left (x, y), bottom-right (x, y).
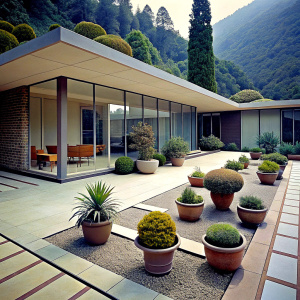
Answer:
top-left (225, 143), bottom-right (239, 151)
top-left (204, 169), bottom-right (244, 194)
top-left (258, 160), bottom-right (279, 173)
top-left (250, 147), bottom-right (262, 153)
top-left (199, 135), bottom-right (224, 151)
top-left (12, 24), bottom-right (36, 43)
top-left (279, 142), bottom-right (294, 157)
top-left (161, 137), bottom-right (189, 159)
top-left (153, 153), bottom-right (166, 166)
top-left (49, 24), bottom-right (60, 31)
top-left (230, 89), bottom-right (263, 103)
top-left (137, 211), bottom-right (176, 249)
top-left (206, 223), bottom-right (240, 248)
top-left (240, 196), bottom-right (264, 210)
top-left (260, 153), bottom-right (288, 165)
top-left (0, 29), bottom-right (19, 54)
top-left (0, 20), bottom-right (14, 33)
top-left (94, 34), bottom-right (133, 57)
top-left (224, 160), bottom-right (244, 171)
top-left (239, 155), bottom-right (249, 164)
top-left (177, 187), bottom-right (203, 204)
top-left (74, 21), bottom-right (106, 40)
top-left (241, 146), bottom-right (250, 152)
top-left (115, 156), bottom-right (134, 174)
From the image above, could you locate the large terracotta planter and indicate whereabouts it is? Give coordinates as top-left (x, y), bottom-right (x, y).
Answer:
top-left (170, 157), bottom-right (185, 166)
top-left (256, 171), bottom-right (278, 185)
top-left (175, 200), bottom-right (204, 221)
top-left (134, 234), bottom-right (181, 275)
top-left (250, 152), bottom-right (262, 160)
top-left (82, 220), bottom-right (112, 245)
top-left (243, 162), bottom-right (249, 169)
top-left (288, 154), bottom-right (300, 161)
top-left (277, 164), bottom-right (287, 180)
top-left (237, 205), bottom-right (268, 225)
top-left (210, 192), bottom-right (234, 210)
top-left (136, 159), bottom-right (159, 174)
top-left (188, 176), bottom-right (204, 187)
top-left (202, 233), bottom-right (246, 272)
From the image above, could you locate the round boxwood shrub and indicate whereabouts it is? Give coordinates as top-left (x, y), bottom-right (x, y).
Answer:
top-left (260, 153), bottom-right (288, 165)
top-left (204, 169), bottom-right (244, 194)
top-left (0, 29), bottom-right (19, 54)
top-left (115, 156), bottom-right (134, 174)
top-left (94, 34), bottom-right (133, 57)
top-left (258, 160), bottom-right (279, 173)
top-left (250, 147), bottom-right (262, 153)
top-left (137, 211), bottom-right (176, 249)
top-left (240, 196), bottom-right (264, 210)
top-left (225, 143), bottom-right (239, 151)
top-left (152, 153), bottom-right (166, 166)
top-left (49, 24), bottom-right (60, 31)
top-left (206, 223), bottom-right (240, 248)
top-left (74, 21), bottom-right (106, 40)
top-left (199, 135), bottom-right (224, 151)
top-left (224, 160), bottom-right (244, 171)
top-left (177, 187), bottom-right (203, 204)
top-left (230, 89), bottom-right (263, 103)
top-left (12, 24), bottom-right (36, 43)
top-left (0, 20), bottom-right (14, 33)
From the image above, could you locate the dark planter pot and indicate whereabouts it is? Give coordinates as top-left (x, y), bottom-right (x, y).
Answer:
top-left (188, 176), bottom-right (204, 187)
top-left (170, 157), bottom-right (185, 166)
top-left (243, 162), bottom-right (249, 169)
top-left (277, 164), bottom-right (287, 180)
top-left (82, 220), bottom-right (112, 245)
top-left (175, 200), bottom-right (204, 221)
top-left (256, 171), bottom-right (278, 185)
top-left (250, 152), bottom-right (262, 160)
top-left (288, 154), bottom-right (300, 161)
top-left (210, 192), bottom-right (234, 210)
top-left (237, 205), bottom-right (268, 225)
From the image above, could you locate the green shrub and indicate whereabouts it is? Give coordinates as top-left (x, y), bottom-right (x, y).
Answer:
top-left (239, 155), bottom-right (249, 163)
top-left (191, 166), bottom-right (205, 178)
top-left (279, 142), bottom-right (294, 156)
top-left (258, 160), bottom-right (279, 173)
top-left (152, 153), bottom-right (166, 166)
top-left (115, 156), bottom-right (134, 174)
top-left (199, 135), bottom-right (224, 151)
top-left (49, 24), bottom-right (60, 31)
top-left (0, 20), bottom-right (14, 33)
top-left (74, 21), bottom-right (106, 39)
top-left (241, 146), bottom-right (250, 152)
top-left (12, 24), bottom-right (36, 43)
top-left (0, 29), bottom-right (19, 54)
top-left (251, 99), bottom-right (274, 103)
top-left (260, 153), bottom-right (288, 165)
top-left (206, 223), bottom-right (240, 248)
top-left (161, 137), bottom-right (189, 159)
top-left (177, 187), bottom-right (203, 204)
top-left (225, 143), bottom-right (239, 151)
top-left (293, 141), bottom-right (300, 155)
top-left (224, 160), bottom-right (244, 171)
top-left (230, 89), bottom-right (263, 103)
top-left (204, 169), bottom-right (244, 194)
top-left (250, 147), bottom-right (262, 153)
top-left (256, 132), bottom-right (280, 154)
top-left (240, 196), bottom-right (264, 210)
top-left (94, 34), bottom-right (133, 56)
top-left (137, 211), bottom-right (176, 249)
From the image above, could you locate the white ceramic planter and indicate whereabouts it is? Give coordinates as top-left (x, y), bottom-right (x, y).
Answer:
top-left (136, 159), bottom-right (159, 174)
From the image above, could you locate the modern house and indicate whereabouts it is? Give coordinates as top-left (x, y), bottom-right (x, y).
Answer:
top-left (0, 27), bottom-right (299, 182)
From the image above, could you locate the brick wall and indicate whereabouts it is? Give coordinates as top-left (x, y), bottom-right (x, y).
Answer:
top-left (0, 86), bottom-right (29, 170)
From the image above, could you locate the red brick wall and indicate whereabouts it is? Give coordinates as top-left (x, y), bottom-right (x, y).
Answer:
top-left (0, 86), bottom-right (29, 170)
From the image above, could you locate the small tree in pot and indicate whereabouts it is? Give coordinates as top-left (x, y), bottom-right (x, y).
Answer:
top-left (161, 137), bottom-right (189, 166)
top-left (249, 147), bottom-right (263, 160)
top-left (260, 153), bottom-right (288, 179)
top-left (238, 155), bottom-right (250, 169)
top-left (257, 160), bottom-right (279, 185)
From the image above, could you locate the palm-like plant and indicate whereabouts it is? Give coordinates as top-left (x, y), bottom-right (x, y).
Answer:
top-left (70, 181), bottom-right (120, 228)
top-left (256, 132), bottom-right (280, 154)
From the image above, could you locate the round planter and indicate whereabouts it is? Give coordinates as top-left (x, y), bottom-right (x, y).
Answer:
top-left (210, 192), bottom-right (234, 210)
top-left (82, 220), bottom-right (112, 245)
top-left (237, 205), bottom-right (268, 225)
top-left (170, 157), bottom-right (185, 167)
top-left (243, 162), bottom-right (249, 169)
top-left (202, 233), bottom-right (246, 272)
top-left (250, 152), bottom-right (262, 160)
top-left (136, 159), bottom-right (159, 174)
top-left (134, 234), bottom-right (181, 275)
top-left (175, 200), bottom-right (204, 221)
top-left (277, 164), bottom-right (287, 180)
top-left (288, 154), bottom-right (300, 161)
top-left (256, 171), bottom-right (278, 185)
top-left (188, 176), bottom-right (204, 187)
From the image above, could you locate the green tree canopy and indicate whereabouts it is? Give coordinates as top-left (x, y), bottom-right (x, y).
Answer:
top-left (0, 0), bottom-right (29, 25)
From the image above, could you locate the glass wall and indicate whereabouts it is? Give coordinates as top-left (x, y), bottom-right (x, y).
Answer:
top-left (171, 102), bottom-right (182, 137)
top-left (144, 96), bottom-right (158, 149)
top-left (202, 114), bottom-right (211, 137)
top-left (241, 110), bottom-right (259, 148)
top-left (159, 100), bottom-right (170, 150)
top-left (260, 109), bottom-right (280, 139)
top-left (191, 107), bottom-right (197, 150)
top-left (295, 110), bottom-right (300, 143)
top-left (183, 105), bottom-right (191, 149)
top-left (282, 110), bottom-right (293, 143)
top-left (202, 113), bottom-right (220, 138)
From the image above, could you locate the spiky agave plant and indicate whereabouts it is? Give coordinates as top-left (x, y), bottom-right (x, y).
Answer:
top-left (70, 181), bottom-right (120, 227)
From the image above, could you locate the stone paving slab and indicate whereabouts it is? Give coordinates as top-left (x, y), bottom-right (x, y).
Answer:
top-left (133, 203), bottom-right (168, 213)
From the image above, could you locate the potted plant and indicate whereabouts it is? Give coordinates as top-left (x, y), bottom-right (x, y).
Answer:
top-left (238, 155), bottom-right (250, 169)
top-left (204, 169), bottom-right (244, 210)
top-left (161, 136), bottom-right (189, 166)
top-left (134, 211), bottom-right (181, 275)
top-left (256, 132), bottom-right (280, 154)
top-left (202, 223), bottom-right (246, 272)
top-left (279, 142), bottom-right (294, 157)
top-left (224, 159), bottom-right (244, 171)
top-left (260, 153), bottom-right (288, 179)
top-left (129, 122), bottom-right (158, 174)
top-left (288, 142), bottom-right (300, 161)
top-left (175, 187), bottom-right (204, 221)
top-left (69, 181), bottom-right (120, 245)
top-left (249, 147), bottom-right (263, 160)
top-left (188, 166), bottom-right (205, 187)
top-left (257, 160), bottom-right (279, 185)
top-left (237, 196), bottom-right (267, 225)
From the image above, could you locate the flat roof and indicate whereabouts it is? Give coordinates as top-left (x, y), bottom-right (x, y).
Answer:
top-left (0, 27), bottom-right (299, 112)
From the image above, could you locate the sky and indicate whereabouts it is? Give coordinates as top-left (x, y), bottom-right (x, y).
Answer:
top-left (130, 0), bottom-right (254, 38)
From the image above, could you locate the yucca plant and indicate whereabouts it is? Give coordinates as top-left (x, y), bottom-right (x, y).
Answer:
top-left (70, 181), bottom-right (120, 227)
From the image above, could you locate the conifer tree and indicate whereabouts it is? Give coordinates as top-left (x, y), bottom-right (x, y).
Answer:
top-left (188, 0), bottom-right (217, 93)
top-left (95, 0), bottom-right (119, 34)
top-left (156, 7), bottom-right (174, 31)
top-left (117, 0), bottom-right (133, 38)
top-left (137, 5), bottom-right (154, 33)
top-left (0, 0), bottom-right (29, 25)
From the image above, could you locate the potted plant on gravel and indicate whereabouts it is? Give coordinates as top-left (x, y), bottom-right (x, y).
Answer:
top-left (224, 159), bottom-right (244, 171)
top-left (69, 181), bottom-right (120, 245)
top-left (175, 187), bottom-right (204, 221)
top-left (238, 155), bottom-right (250, 169)
top-left (249, 147), bottom-right (263, 160)
top-left (260, 153), bottom-right (288, 179)
top-left (188, 166), bottom-right (205, 187)
top-left (256, 132), bottom-right (280, 154)
top-left (204, 169), bottom-right (244, 210)
top-left (237, 196), bottom-right (267, 225)
top-left (161, 136), bottom-right (189, 166)
top-left (134, 211), bottom-right (181, 275)
top-left (257, 160), bottom-right (279, 185)
top-left (202, 223), bottom-right (247, 272)
top-left (129, 122), bottom-right (158, 174)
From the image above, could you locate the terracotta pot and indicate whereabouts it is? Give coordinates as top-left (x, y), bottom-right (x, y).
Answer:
top-left (82, 220), bottom-right (112, 245)
top-left (202, 233), bottom-right (246, 272)
top-left (250, 152), bottom-right (262, 160)
top-left (188, 176), bottom-right (204, 187)
top-left (175, 200), bottom-right (204, 221)
top-left (210, 192), bottom-right (234, 210)
top-left (277, 164), bottom-right (287, 180)
top-left (136, 159), bottom-right (159, 174)
top-left (288, 154), bottom-right (300, 161)
top-left (170, 157), bottom-right (185, 166)
top-left (237, 205), bottom-right (268, 225)
top-left (134, 234), bottom-right (181, 275)
top-left (256, 171), bottom-right (278, 185)
top-left (243, 162), bottom-right (249, 169)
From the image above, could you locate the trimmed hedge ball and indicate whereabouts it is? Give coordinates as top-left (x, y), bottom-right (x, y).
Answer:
top-left (74, 21), bottom-right (106, 40)
top-left (152, 153), bottom-right (166, 166)
top-left (49, 24), bottom-right (60, 31)
top-left (0, 29), bottom-right (19, 54)
top-left (94, 34), bottom-right (133, 57)
top-left (0, 20), bottom-right (14, 33)
top-left (115, 156), bottom-right (134, 174)
top-left (12, 24), bottom-right (36, 43)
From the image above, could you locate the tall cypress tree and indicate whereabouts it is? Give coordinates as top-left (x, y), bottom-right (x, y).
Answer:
top-left (117, 0), bottom-right (133, 38)
top-left (188, 0), bottom-right (217, 93)
top-left (95, 0), bottom-right (119, 34)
